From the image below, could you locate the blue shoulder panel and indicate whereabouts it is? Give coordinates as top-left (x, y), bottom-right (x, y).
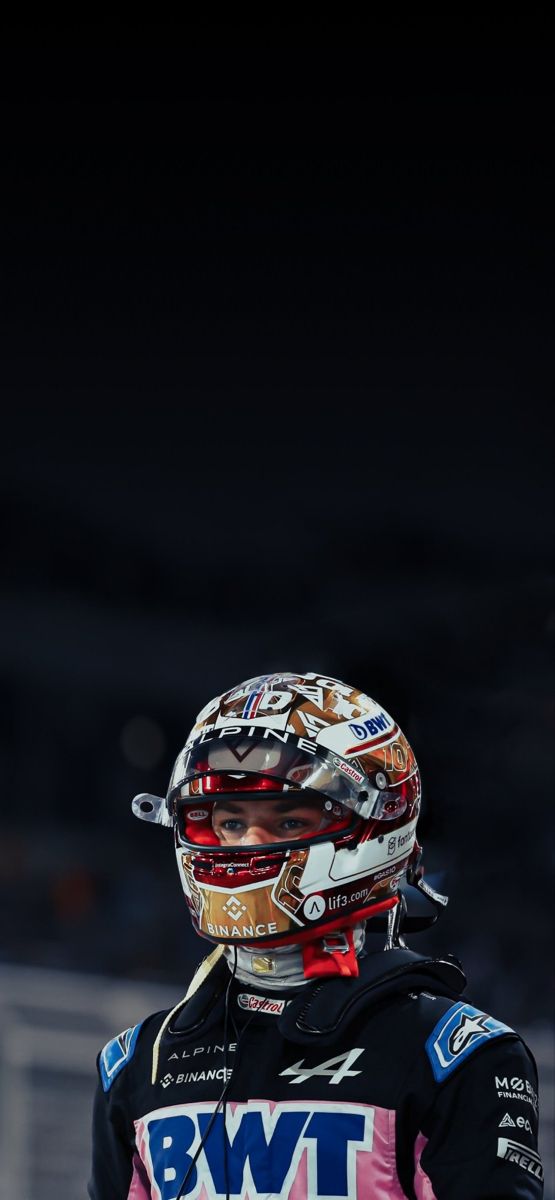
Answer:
top-left (425, 1002), bottom-right (514, 1083)
top-left (99, 1022), bottom-right (143, 1092)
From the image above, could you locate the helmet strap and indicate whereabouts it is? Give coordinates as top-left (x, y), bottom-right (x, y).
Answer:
top-left (302, 928), bottom-right (359, 979)
top-left (222, 922), bottom-right (367, 989)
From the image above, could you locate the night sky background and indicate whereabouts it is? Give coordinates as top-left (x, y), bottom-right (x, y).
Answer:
top-left (1, 53), bottom-right (553, 1033)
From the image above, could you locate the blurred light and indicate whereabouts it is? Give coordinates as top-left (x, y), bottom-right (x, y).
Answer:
top-left (120, 716), bottom-right (166, 769)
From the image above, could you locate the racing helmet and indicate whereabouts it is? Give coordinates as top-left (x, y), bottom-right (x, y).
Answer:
top-left (132, 671), bottom-right (422, 948)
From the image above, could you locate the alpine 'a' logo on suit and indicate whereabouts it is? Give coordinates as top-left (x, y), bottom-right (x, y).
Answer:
top-left (279, 1048), bottom-right (364, 1085)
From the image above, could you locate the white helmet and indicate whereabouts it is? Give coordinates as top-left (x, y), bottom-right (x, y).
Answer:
top-left (133, 671), bottom-right (428, 949)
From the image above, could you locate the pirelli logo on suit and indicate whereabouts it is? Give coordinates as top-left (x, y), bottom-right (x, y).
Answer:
top-left (497, 1137), bottom-right (543, 1182)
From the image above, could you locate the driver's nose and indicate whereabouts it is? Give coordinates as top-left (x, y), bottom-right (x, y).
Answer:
top-left (242, 824), bottom-right (271, 845)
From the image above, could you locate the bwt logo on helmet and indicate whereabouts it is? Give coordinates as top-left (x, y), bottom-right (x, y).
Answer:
top-left (348, 713), bottom-right (392, 740)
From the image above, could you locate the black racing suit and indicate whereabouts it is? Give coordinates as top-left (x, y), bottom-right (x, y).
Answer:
top-left (88, 947), bottom-right (544, 1199)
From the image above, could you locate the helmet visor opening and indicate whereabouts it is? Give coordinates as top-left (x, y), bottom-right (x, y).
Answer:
top-left (169, 732), bottom-right (415, 832)
top-left (174, 784), bottom-right (356, 850)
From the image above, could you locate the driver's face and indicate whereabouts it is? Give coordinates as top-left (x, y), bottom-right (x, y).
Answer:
top-left (212, 797), bottom-right (326, 846)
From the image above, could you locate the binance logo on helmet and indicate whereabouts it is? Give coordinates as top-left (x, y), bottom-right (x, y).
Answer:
top-left (132, 671), bottom-right (424, 949)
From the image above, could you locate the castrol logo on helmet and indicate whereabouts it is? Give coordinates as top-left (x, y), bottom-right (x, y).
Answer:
top-left (333, 757), bottom-right (365, 785)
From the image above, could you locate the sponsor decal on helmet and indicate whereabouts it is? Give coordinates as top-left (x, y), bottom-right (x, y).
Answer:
top-left (347, 713), bottom-right (394, 741)
top-left (303, 895), bottom-right (326, 920)
top-left (373, 865), bottom-right (397, 882)
top-left (222, 895), bottom-right (247, 921)
top-left (333, 757), bottom-right (365, 785)
top-left (328, 885), bottom-right (372, 912)
top-left (387, 828), bottom-right (413, 856)
top-left (206, 921), bottom-right (279, 938)
top-left (184, 726), bottom-right (319, 754)
top-left (237, 993), bottom-right (285, 1015)
top-left (187, 809), bottom-right (209, 821)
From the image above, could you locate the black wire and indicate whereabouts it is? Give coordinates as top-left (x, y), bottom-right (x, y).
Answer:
top-left (222, 948), bottom-right (238, 1200)
top-left (176, 949), bottom-right (250, 1200)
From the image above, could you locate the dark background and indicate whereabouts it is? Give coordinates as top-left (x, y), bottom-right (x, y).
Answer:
top-left (1, 53), bottom-right (553, 1032)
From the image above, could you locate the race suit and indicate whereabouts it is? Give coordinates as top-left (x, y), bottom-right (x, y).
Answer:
top-left (88, 947), bottom-right (544, 1199)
